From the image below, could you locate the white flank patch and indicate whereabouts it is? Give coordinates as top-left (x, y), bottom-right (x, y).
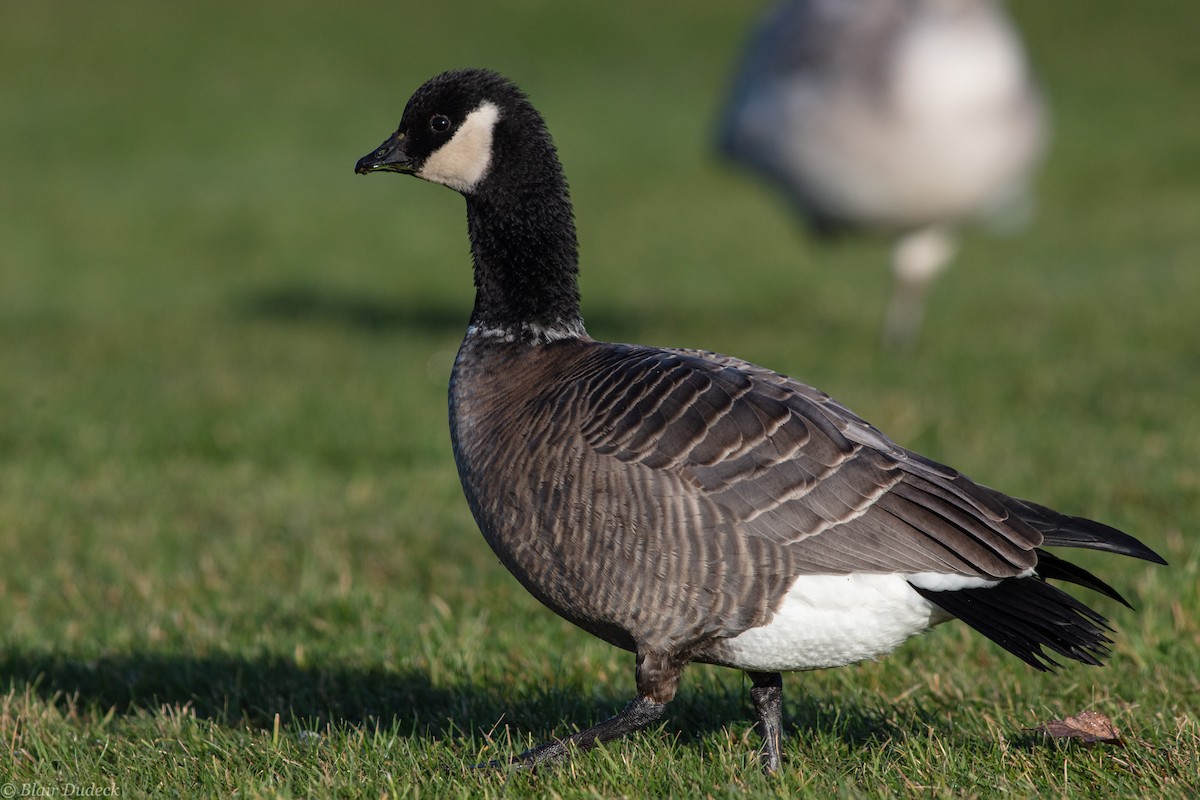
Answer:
top-left (717, 573), bottom-right (945, 672)
top-left (417, 101), bottom-right (500, 192)
top-left (905, 567), bottom-right (1032, 592)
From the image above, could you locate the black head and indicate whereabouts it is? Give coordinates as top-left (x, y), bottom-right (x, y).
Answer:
top-left (355, 69), bottom-right (582, 336)
top-left (354, 68), bottom-right (554, 195)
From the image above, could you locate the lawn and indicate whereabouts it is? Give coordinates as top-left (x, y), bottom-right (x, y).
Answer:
top-left (1, 0), bottom-right (1198, 796)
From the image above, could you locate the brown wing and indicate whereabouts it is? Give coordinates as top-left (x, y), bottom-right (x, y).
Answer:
top-left (569, 344), bottom-right (1042, 578)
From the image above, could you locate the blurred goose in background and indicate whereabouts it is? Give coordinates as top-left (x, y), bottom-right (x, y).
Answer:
top-left (355, 69), bottom-right (1161, 774)
top-left (718, 0), bottom-right (1048, 346)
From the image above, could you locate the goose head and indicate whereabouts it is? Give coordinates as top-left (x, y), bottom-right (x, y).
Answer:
top-left (353, 68), bottom-right (582, 342)
top-left (354, 68), bottom-right (554, 196)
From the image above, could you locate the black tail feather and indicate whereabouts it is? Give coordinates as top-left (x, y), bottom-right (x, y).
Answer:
top-left (993, 493), bottom-right (1168, 565)
top-left (1034, 549), bottom-right (1133, 609)
top-left (911, 491), bottom-right (1164, 671)
top-left (912, 578), bottom-right (1115, 672)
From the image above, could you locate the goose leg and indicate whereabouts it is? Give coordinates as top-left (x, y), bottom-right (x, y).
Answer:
top-left (748, 671), bottom-right (784, 774)
top-left (508, 695), bottom-right (667, 768)
top-left (883, 226), bottom-right (957, 347)
top-left (487, 649), bottom-right (681, 770)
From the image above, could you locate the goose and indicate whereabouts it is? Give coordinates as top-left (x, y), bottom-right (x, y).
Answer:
top-left (717, 0), bottom-right (1048, 346)
top-left (354, 68), bottom-right (1162, 774)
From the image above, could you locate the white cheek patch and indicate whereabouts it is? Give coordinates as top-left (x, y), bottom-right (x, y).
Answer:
top-left (417, 101), bottom-right (500, 192)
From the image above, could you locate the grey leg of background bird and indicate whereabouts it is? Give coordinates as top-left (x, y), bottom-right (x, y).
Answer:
top-left (882, 274), bottom-right (931, 349)
top-left (883, 226), bottom-right (956, 347)
top-left (748, 671), bottom-right (784, 774)
top-left (508, 695), bottom-right (667, 768)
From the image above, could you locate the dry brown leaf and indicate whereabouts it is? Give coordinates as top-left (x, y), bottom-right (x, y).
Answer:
top-left (1035, 710), bottom-right (1124, 746)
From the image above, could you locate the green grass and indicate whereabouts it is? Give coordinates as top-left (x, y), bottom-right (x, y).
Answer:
top-left (2, 0), bottom-right (1199, 796)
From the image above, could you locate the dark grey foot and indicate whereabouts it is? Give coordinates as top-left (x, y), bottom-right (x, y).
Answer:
top-left (476, 695), bottom-right (667, 771)
top-left (748, 671), bottom-right (783, 774)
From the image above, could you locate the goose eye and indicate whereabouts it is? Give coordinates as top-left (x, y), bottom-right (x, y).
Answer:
top-left (430, 114), bottom-right (451, 133)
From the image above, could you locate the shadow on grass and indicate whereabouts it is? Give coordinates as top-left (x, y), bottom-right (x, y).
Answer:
top-left (239, 285), bottom-right (468, 337)
top-left (1, 650), bottom-right (493, 736)
top-left (239, 284), bottom-right (665, 343)
top-left (0, 649), bottom-right (932, 752)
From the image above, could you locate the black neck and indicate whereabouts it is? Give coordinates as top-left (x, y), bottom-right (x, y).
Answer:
top-left (463, 130), bottom-right (584, 340)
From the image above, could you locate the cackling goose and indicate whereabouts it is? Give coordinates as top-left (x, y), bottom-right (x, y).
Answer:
top-left (717, 0), bottom-right (1048, 345)
top-left (355, 68), bottom-right (1162, 774)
